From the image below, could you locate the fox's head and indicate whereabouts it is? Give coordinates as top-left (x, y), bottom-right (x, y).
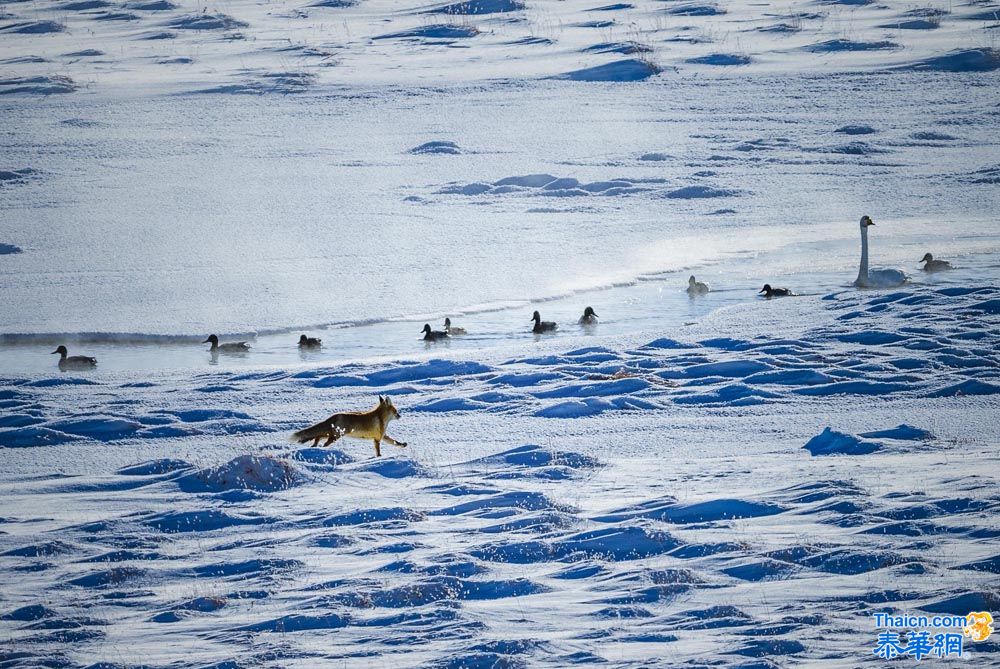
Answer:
top-left (378, 395), bottom-right (401, 420)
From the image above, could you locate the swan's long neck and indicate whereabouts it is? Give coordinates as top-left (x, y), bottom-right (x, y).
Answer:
top-left (857, 224), bottom-right (870, 285)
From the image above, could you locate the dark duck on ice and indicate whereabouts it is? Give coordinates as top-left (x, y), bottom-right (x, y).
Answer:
top-left (531, 310), bottom-right (557, 334)
top-left (299, 334), bottom-right (322, 349)
top-left (203, 334), bottom-right (250, 353)
top-left (759, 284), bottom-right (792, 298)
top-left (920, 253), bottom-right (952, 273)
top-left (422, 324), bottom-right (449, 342)
top-left (51, 345), bottom-right (97, 371)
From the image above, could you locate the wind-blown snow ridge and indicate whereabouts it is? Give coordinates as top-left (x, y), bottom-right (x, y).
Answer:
top-left (436, 173), bottom-right (740, 200)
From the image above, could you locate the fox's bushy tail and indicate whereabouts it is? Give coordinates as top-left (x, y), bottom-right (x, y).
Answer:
top-left (290, 419), bottom-right (331, 444)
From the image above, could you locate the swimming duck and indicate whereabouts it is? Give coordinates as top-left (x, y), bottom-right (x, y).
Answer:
top-left (920, 253), bottom-right (952, 273)
top-left (854, 215), bottom-right (907, 288)
top-left (687, 275), bottom-right (710, 296)
top-left (422, 324), bottom-right (449, 342)
top-left (443, 317), bottom-right (466, 335)
top-left (299, 334), bottom-right (322, 349)
top-left (759, 284), bottom-right (792, 298)
top-left (51, 345), bottom-right (97, 371)
top-left (203, 334), bottom-right (250, 353)
top-left (531, 310), bottom-right (557, 334)
top-left (578, 306), bottom-right (599, 325)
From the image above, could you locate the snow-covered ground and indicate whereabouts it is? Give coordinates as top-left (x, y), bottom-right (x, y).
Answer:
top-left (2, 0), bottom-right (1000, 666)
top-left (3, 285), bottom-right (1000, 667)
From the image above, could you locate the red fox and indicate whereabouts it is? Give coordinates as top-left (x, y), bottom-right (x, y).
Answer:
top-left (290, 396), bottom-right (406, 458)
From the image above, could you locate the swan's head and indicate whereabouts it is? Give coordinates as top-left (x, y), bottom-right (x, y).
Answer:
top-left (299, 334), bottom-right (309, 344)
top-left (421, 324), bottom-right (431, 334)
top-left (51, 345), bottom-right (68, 356)
top-left (759, 284), bottom-right (772, 294)
top-left (202, 334), bottom-right (218, 345)
top-left (688, 275), bottom-right (697, 285)
top-left (531, 310), bottom-right (541, 322)
top-left (444, 317), bottom-right (452, 328)
top-left (860, 215), bottom-right (874, 228)
top-left (920, 253), bottom-right (933, 263)
top-left (583, 306), bottom-right (597, 318)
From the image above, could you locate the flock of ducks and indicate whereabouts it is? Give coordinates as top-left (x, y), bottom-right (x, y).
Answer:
top-left (48, 216), bottom-right (954, 371)
top-left (420, 306), bottom-right (590, 341)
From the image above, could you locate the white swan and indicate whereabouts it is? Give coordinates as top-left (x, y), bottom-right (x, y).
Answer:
top-left (854, 215), bottom-right (907, 289)
top-left (686, 275), bottom-right (710, 296)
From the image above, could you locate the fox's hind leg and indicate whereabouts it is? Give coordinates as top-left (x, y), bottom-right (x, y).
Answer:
top-left (322, 431), bottom-right (342, 447)
top-left (373, 439), bottom-right (381, 458)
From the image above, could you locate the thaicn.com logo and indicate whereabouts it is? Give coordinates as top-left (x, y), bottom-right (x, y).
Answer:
top-left (872, 611), bottom-right (994, 661)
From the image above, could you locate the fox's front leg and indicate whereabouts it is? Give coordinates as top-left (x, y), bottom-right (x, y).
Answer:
top-left (373, 439), bottom-right (381, 458)
top-left (382, 435), bottom-right (407, 448)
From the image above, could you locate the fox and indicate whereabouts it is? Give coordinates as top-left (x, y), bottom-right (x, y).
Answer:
top-left (290, 395), bottom-right (406, 458)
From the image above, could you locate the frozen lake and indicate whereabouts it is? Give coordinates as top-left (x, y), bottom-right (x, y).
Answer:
top-left (2, 76), bottom-right (998, 374)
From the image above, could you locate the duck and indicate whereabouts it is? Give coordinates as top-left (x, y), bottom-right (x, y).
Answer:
top-left (920, 253), bottom-right (952, 273)
top-left (443, 317), bottom-right (466, 335)
top-left (686, 275), bottom-right (710, 296)
top-left (759, 284), bottom-right (792, 298)
top-left (298, 334), bottom-right (322, 349)
top-left (854, 215), bottom-right (907, 288)
top-left (51, 345), bottom-right (97, 371)
top-left (422, 323), bottom-right (449, 342)
top-left (203, 334), bottom-right (250, 353)
top-left (531, 310), bottom-right (557, 334)
top-left (578, 306), bottom-right (599, 325)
